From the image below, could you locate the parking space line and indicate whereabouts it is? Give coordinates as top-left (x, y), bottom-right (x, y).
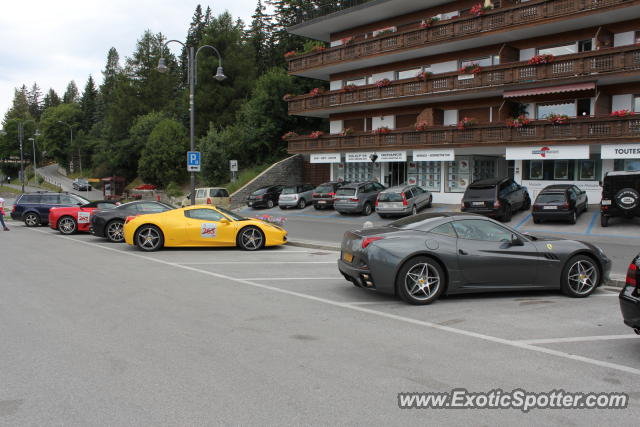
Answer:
top-left (237, 277), bottom-right (343, 280)
top-left (519, 335), bottom-right (638, 345)
top-left (177, 261), bottom-right (336, 265)
top-left (514, 214), bottom-right (532, 230)
top-left (28, 227), bottom-right (640, 377)
top-left (585, 211), bottom-right (599, 235)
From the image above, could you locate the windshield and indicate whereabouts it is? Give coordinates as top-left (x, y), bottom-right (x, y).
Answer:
top-left (315, 186), bottom-right (333, 193)
top-left (536, 193), bottom-right (566, 203)
top-left (336, 188), bottom-right (356, 196)
top-left (74, 195), bottom-right (91, 204)
top-left (252, 188), bottom-right (268, 195)
top-left (378, 192), bottom-right (403, 202)
top-left (389, 213), bottom-right (446, 230)
top-left (217, 207), bottom-right (247, 221)
top-left (465, 187), bottom-right (495, 199)
top-left (281, 187), bottom-right (297, 194)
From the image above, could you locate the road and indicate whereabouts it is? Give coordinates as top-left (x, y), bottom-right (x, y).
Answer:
top-left (239, 204), bottom-right (640, 279)
top-left (37, 164), bottom-right (103, 200)
top-left (1, 225), bottom-right (638, 425)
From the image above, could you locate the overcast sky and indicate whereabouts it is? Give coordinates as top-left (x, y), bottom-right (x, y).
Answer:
top-left (0, 0), bottom-right (257, 121)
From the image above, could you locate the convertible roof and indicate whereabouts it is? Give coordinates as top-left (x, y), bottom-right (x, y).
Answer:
top-left (606, 171), bottom-right (640, 177)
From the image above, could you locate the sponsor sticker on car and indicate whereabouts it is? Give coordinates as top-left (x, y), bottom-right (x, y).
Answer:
top-left (77, 212), bottom-right (91, 224)
top-left (201, 223), bottom-right (217, 238)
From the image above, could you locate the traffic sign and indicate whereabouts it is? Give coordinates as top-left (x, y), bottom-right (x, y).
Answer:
top-left (187, 151), bottom-right (201, 172)
top-left (229, 160), bottom-right (238, 172)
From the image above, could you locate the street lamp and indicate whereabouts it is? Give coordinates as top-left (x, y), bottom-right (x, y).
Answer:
top-left (57, 121), bottom-right (78, 176)
top-left (16, 119), bottom-right (36, 193)
top-left (28, 129), bottom-right (40, 182)
top-left (157, 40), bottom-right (226, 205)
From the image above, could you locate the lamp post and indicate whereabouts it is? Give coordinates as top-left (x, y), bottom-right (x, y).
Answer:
top-left (28, 129), bottom-right (40, 182)
top-left (57, 121), bottom-right (78, 175)
top-left (157, 40), bottom-right (226, 205)
top-left (17, 119), bottom-right (36, 193)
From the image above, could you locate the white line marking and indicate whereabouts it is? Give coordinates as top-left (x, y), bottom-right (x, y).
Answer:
top-left (520, 335), bottom-right (638, 345)
top-left (177, 261), bottom-right (336, 265)
top-left (28, 228), bottom-right (640, 377)
top-left (237, 277), bottom-right (343, 281)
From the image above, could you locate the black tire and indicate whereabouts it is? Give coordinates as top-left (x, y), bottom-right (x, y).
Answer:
top-left (362, 202), bottom-right (372, 216)
top-left (426, 195), bottom-right (433, 208)
top-left (57, 216), bottom-right (77, 235)
top-left (522, 195), bottom-right (531, 211)
top-left (378, 213), bottom-right (387, 219)
top-left (237, 226), bottom-right (265, 251)
top-left (411, 205), bottom-right (417, 215)
top-left (105, 220), bottom-right (125, 243)
top-left (568, 209), bottom-right (577, 224)
top-left (267, 199), bottom-right (274, 209)
top-left (314, 205), bottom-right (321, 210)
top-left (600, 215), bottom-right (609, 227)
top-left (135, 224), bottom-right (164, 252)
top-left (533, 217), bottom-right (541, 224)
top-left (298, 198), bottom-right (306, 209)
top-left (279, 205), bottom-right (287, 210)
top-left (338, 211), bottom-right (348, 215)
top-left (396, 256), bottom-right (446, 305)
top-left (561, 255), bottom-right (599, 298)
top-left (501, 204), bottom-right (512, 222)
top-left (24, 212), bottom-right (40, 227)
top-left (583, 200), bottom-right (588, 212)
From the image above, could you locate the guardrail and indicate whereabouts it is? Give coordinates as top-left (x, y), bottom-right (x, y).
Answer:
top-left (287, 0), bottom-right (635, 74)
top-left (287, 116), bottom-right (640, 152)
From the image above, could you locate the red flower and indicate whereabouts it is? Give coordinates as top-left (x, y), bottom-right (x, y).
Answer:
top-left (309, 131), bottom-right (324, 139)
top-left (528, 54), bottom-right (554, 65)
top-left (308, 88), bottom-right (324, 97)
top-left (470, 3), bottom-right (493, 17)
top-left (375, 78), bottom-right (391, 87)
top-left (506, 115), bottom-right (530, 128)
top-left (546, 114), bottom-right (569, 125)
top-left (281, 131), bottom-right (299, 141)
top-left (610, 109), bottom-right (634, 117)
top-left (457, 117), bottom-right (478, 129)
top-left (284, 50), bottom-right (297, 58)
top-left (372, 127), bottom-right (391, 134)
top-left (415, 121), bottom-right (428, 131)
top-left (459, 63), bottom-right (482, 75)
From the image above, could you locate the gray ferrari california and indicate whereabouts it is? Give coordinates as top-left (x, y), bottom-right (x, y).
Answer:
top-left (338, 212), bottom-right (611, 305)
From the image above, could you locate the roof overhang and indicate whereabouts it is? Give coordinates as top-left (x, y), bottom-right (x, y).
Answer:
top-left (503, 82), bottom-right (597, 98)
top-left (287, 0), bottom-right (451, 41)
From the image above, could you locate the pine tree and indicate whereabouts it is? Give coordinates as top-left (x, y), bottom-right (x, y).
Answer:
top-left (3, 85), bottom-right (31, 123)
top-left (80, 75), bottom-right (98, 132)
top-left (43, 88), bottom-right (61, 110)
top-left (63, 81), bottom-right (80, 104)
top-left (249, 0), bottom-right (273, 74)
top-left (27, 83), bottom-right (43, 120)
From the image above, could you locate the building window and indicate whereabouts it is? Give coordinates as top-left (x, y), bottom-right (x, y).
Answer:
top-left (460, 56), bottom-right (494, 69)
top-left (536, 101), bottom-right (575, 119)
top-left (344, 77), bottom-right (366, 87)
top-left (578, 39), bottom-right (593, 52)
top-left (554, 160), bottom-right (569, 180)
top-left (577, 98), bottom-right (591, 117)
top-left (633, 95), bottom-right (640, 112)
top-left (615, 159), bottom-right (640, 171)
top-left (408, 161), bottom-right (441, 192)
top-left (579, 159), bottom-right (596, 180)
top-left (537, 42), bottom-right (578, 57)
top-left (397, 68), bottom-right (423, 80)
top-left (529, 160), bottom-right (543, 180)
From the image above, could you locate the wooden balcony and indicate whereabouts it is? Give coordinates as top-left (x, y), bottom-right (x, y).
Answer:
top-left (288, 45), bottom-right (640, 115)
top-left (286, 116), bottom-right (640, 153)
top-left (287, 0), bottom-right (637, 75)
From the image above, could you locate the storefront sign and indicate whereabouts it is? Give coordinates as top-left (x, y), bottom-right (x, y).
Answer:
top-left (506, 145), bottom-right (589, 160)
top-left (376, 151), bottom-right (406, 162)
top-left (413, 149), bottom-right (455, 161)
top-left (601, 144), bottom-right (640, 159)
top-left (345, 152), bottom-right (374, 163)
top-left (310, 153), bottom-right (341, 163)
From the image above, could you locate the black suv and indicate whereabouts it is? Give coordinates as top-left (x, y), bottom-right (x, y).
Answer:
top-left (11, 192), bottom-right (90, 226)
top-left (461, 177), bottom-right (531, 222)
top-left (312, 181), bottom-right (350, 209)
top-left (246, 185), bottom-right (283, 209)
top-left (600, 171), bottom-right (640, 227)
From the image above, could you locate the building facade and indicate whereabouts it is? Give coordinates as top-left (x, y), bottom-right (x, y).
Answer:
top-left (285, 0), bottom-right (640, 203)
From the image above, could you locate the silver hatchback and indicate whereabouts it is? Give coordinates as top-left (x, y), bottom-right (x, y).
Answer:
top-left (279, 184), bottom-right (316, 209)
top-left (375, 185), bottom-right (432, 218)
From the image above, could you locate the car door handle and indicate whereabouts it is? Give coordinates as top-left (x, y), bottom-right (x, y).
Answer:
top-left (459, 249), bottom-right (468, 255)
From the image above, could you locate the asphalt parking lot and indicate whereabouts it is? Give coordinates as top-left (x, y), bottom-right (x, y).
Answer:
top-left (1, 224), bottom-right (639, 424)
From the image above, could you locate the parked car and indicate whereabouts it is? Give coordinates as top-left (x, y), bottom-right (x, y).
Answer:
top-left (181, 187), bottom-right (230, 208)
top-left (600, 171), bottom-right (640, 227)
top-left (461, 177), bottom-right (531, 222)
top-left (72, 178), bottom-right (92, 191)
top-left (10, 192), bottom-right (91, 227)
top-left (246, 185), bottom-right (283, 209)
top-left (376, 185), bottom-right (432, 218)
top-left (279, 184), bottom-right (315, 209)
top-left (90, 200), bottom-right (175, 243)
top-left (339, 212), bottom-right (610, 305)
top-left (619, 252), bottom-right (640, 335)
top-left (312, 181), bottom-right (350, 210)
top-left (334, 181), bottom-right (386, 216)
top-left (532, 184), bottom-right (588, 224)
top-left (49, 200), bottom-right (119, 235)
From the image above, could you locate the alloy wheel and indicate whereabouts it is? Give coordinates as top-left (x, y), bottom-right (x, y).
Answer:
top-left (404, 263), bottom-right (441, 302)
top-left (58, 217), bottom-right (76, 234)
top-left (106, 221), bottom-right (124, 242)
top-left (412, 205), bottom-right (417, 215)
top-left (240, 227), bottom-right (263, 250)
top-left (567, 260), bottom-right (598, 295)
top-left (25, 213), bottom-right (39, 227)
top-left (137, 226), bottom-right (161, 250)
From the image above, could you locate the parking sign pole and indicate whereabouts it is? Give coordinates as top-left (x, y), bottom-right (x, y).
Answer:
top-left (189, 46), bottom-right (196, 206)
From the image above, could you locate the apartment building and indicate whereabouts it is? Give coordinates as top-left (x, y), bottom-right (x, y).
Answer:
top-left (285, 0), bottom-right (640, 203)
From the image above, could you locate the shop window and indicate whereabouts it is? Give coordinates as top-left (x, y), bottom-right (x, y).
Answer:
top-left (579, 159), bottom-right (596, 180)
top-left (538, 42), bottom-right (578, 57)
top-left (446, 157), bottom-right (471, 193)
top-left (524, 160), bottom-right (578, 180)
top-left (554, 160), bottom-right (569, 180)
top-left (536, 101), bottom-right (575, 119)
top-left (615, 159), bottom-right (640, 171)
top-left (528, 160), bottom-right (544, 180)
top-left (577, 98), bottom-right (591, 117)
top-left (408, 161), bottom-right (441, 192)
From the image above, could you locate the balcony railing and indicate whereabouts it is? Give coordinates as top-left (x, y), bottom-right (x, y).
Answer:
top-left (287, 0), bottom-right (635, 74)
top-left (288, 45), bottom-right (640, 114)
top-left (291, 0), bottom-right (376, 26)
top-left (286, 116), bottom-right (640, 152)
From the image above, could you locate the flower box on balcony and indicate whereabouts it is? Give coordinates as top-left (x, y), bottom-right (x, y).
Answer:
top-left (546, 114), bottom-right (569, 125)
top-left (339, 84), bottom-right (358, 93)
top-left (375, 78), bottom-right (392, 88)
top-left (528, 54), bottom-right (554, 65)
top-left (415, 121), bottom-right (429, 131)
top-left (284, 50), bottom-right (298, 59)
top-left (308, 88), bottom-right (324, 97)
top-left (611, 109), bottom-right (635, 117)
top-left (415, 71), bottom-right (433, 82)
top-left (505, 115), bottom-right (531, 128)
top-left (459, 64), bottom-right (482, 75)
top-left (372, 127), bottom-right (391, 135)
top-left (470, 3), bottom-right (493, 17)
top-left (457, 117), bottom-right (478, 129)
top-left (309, 131), bottom-right (325, 139)
top-left (281, 131), bottom-right (299, 141)
top-left (419, 17), bottom-right (440, 28)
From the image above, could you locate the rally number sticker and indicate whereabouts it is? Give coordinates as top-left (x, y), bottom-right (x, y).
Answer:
top-left (201, 223), bottom-right (217, 238)
top-left (77, 212), bottom-right (91, 224)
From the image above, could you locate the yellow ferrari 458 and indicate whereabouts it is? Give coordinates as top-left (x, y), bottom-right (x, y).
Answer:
top-left (123, 205), bottom-right (287, 251)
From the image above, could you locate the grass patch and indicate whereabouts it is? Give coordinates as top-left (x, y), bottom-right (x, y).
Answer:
top-left (219, 163), bottom-right (273, 194)
top-left (39, 181), bottom-right (63, 192)
top-left (0, 185), bottom-right (21, 195)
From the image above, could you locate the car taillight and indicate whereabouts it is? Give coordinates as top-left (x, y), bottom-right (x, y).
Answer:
top-left (562, 202), bottom-right (569, 209)
top-left (375, 194), bottom-right (380, 207)
top-left (493, 200), bottom-right (501, 208)
top-left (312, 192), bottom-right (318, 197)
top-left (256, 195), bottom-right (263, 199)
top-left (327, 192), bottom-right (335, 197)
top-left (626, 263), bottom-right (637, 287)
top-left (350, 197), bottom-right (359, 202)
top-left (11, 205), bottom-right (16, 213)
top-left (124, 216), bottom-right (136, 224)
top-left (207, 197), bottom-right (212, 204)
top-left (362, 236), bottom-right (384, 249)
top-left (401, 192), bottom-right (408, 206)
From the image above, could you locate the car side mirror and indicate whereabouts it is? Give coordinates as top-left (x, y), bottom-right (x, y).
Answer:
top-left (510, 234), bottom-right (524, 246)
top-left (219, 218), bottom-right (230, 224)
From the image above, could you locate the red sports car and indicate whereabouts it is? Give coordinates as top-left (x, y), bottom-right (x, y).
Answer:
top-left (49, 200), bottom-right (119, 235)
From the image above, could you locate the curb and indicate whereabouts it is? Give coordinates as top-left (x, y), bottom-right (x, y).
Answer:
top-left (287, 239), bottom-right (340, 251)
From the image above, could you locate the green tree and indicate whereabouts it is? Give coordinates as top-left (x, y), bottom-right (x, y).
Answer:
top-left (249, 0), bottom-right (273, 74)
top-left (62, 81), bottom-right (80, 104)
top-left (80, 75), bottom-right (98, 132)
top-left (138, 118), bottom-right (188, 186)
top-left (39, 103), bottom-right (82, 166)
top-left (27, 83), bottom-right (43, 120)
top-left (3, 85), bottom-right (31, 123)
top-left (43, 88), bottom-right (61, 110)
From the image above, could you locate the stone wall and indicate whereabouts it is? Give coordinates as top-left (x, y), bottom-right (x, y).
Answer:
top-left (230, 154), bottom-right (304, 208)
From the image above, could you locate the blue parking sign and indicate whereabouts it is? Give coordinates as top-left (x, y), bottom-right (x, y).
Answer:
top-left (187, 151), bottom-right (201, 172)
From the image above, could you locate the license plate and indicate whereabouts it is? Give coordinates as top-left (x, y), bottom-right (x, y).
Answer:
top-left (342, 252), bottom-right (353, 263)
top-left (318, 201), bottom-right (326, 204)
top-left (601, 200), bottom-right (611, 206)
top-left (248, 202), bottom-right (253, 206)
top-left (543, 206), bottom-right (558, 210)
top-left (472, 202), bottom-right (485, 206)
